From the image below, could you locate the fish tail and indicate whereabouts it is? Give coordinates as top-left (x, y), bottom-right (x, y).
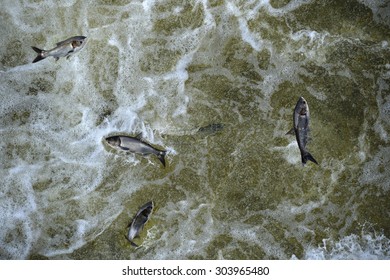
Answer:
top-left (124, 235), bottom-right (139, 247)
top-left (129, 240), bottom-right (139, 247)
top-left (157, 151), bottom-right (167, 167)
top-left (31, 46), bottom-right (46, 63)
top-left (302, 151), bottom-right (318, 165)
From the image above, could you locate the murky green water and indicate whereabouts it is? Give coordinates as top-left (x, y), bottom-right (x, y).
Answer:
top-left (1, 0), bottom-right (390, 260)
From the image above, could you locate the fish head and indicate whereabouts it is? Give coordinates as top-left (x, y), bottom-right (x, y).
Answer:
top-left (136, 201), bottom-right (154, 224)
top-left (296, 96), bottom-right (309, 116)
top-left (71, 36), bottom-right (87, 50)
top-left (105, 136), bottom-right (121, 147)
top-left (140, 201), bottom-right (154, 217)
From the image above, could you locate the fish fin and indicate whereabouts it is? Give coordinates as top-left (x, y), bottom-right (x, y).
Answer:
top-left (157, 151), bottom-right (167, 167)
top-left (124, 235), bottom-right (139, 247)
top-left (130, 240), bottom-right (139, 247)
top-left (56, 39), bottom-right (69, 46)
top-left (286, 128), bottom-right (295, 135)
top-left (66, 50), bottom-right (74, 60)
top-left (135, 133), bottom-right (143, 140)
top-left (31, 46), bottom-right (43, 54)
top-left (31, 47), bottom-right (46, 63)
top-left (302, 152), bottom-right (318, 165)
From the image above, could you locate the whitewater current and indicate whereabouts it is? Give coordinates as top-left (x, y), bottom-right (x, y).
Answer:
top-left (1, 0), bottom-right (390, 260)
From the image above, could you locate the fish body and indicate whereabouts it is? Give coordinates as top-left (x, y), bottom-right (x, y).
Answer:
top-left (105, 134), bottom-right (167, 167)
top-left (31, 36), bottom-right (87, 63)
top-left (288, 96), bottom-right (318, 165)
top-left (126, 201), bottom-right (154, 247)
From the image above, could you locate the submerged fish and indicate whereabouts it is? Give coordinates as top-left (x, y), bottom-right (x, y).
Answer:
top-left (287, 96), bottom-right (318, 165)
top-left (105, 134), bottom-right (167, 167)
top-left (31, 36), bottom-right (87, 63)
top-left (126, 201), bottom-right (154, 247)
top-left (197, 123), bottom-right (224, 136)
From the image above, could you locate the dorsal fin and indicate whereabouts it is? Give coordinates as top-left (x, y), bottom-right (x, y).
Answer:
top-left (285, 128), bottom-right (295, 135)
top-left (56, 39), bottom-right (68, 46)
top-left (135, 133), bottom-right (143, 140)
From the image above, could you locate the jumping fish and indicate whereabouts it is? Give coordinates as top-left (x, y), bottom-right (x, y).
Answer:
top-left (287, 96), bottom-right (318, 165)
top-left (31, 36), bottom-right (87, 63)
top-left (105, 134), bottom-right (167, 167)
top-left (126, 201), bottom-right (154, 247)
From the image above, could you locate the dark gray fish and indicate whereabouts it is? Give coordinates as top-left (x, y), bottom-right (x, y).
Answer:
top-left (197, 123), bottom-right (224, 136)
top-left (31, 36), bottom-right (87, 63)
top-left (287, 96), bottom-right (318, 165)
top-left (105, 134), bottom-right (167, 167)
top-left (126, 201), bottom-right (154, 247)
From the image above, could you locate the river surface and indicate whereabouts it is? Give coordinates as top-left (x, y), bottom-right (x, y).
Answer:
top-left (1, 0), bottom-right (390, 260)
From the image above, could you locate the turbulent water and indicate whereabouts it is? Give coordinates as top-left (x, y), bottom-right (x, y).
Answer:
top-left (1, 0), bottom-right (390, 260)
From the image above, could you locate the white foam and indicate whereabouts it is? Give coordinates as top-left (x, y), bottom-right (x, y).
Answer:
top-left (227, 0), bottom-right (314, 20)
top-left (226, 1), bottom-right (262, 51)
top-left (267, 0), bottom-right (313, 15)
top-left (289, 29), bottom-right (330, 64)
top-left (358, 0), bottom-right (390, 26)
top-left (142, 0), bottom-right (157, 13)
top-left (0, 166), bottom-right (42, 259)
top-left (305, 231), bottom-right (390, 260)
top-left (359, 146), bottom-right (390, 192)
top-left (306, 86), bottom-right (327, 101)
top-left (272, 141), bottom-right (301, 165)
top-left (142, 200), bottom-right (215, 259)
top-left (40, 220), bottom-right (90, 258)
top-left (239, 18), bottom-right (262, 51)
top-left (163, 52), bottom-right (195, 117)
top-left (228, 221), bottom-right (287, 259)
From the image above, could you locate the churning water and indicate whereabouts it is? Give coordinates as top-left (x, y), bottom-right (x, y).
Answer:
top-left (1, 0), bottom-right (390, 260)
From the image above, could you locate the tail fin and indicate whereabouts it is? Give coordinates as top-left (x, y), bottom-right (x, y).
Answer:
top-left (157, 151), bottom-right (166, 167)
top-left (31, 46), bottom-right (46, 63)
top-left (302, 151), bottom-right (318, 165)
top-left (124, 235), bottom-right (139, 247)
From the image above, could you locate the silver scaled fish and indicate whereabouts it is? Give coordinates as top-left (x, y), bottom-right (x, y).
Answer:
top-left (126, 201), bottom-right (154, 247)
top-left (287, 96), bottom-right (318, 165)
top-left (31, 35), bottom-right (87, 63)
top-left (105, 134), bottom-right (167, 167)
